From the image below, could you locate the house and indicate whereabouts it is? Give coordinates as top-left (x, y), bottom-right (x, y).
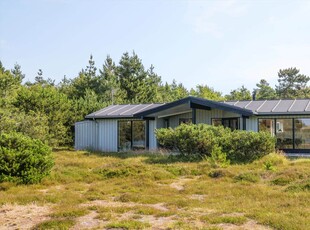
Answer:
top-left (75, 96), bottom-right (310, 153)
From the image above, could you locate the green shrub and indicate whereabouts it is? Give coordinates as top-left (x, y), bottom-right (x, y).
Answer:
top-left (259, 152), bottom-right (288, 171)
top-left (205, 145), bottom-right (230, 168)
top-left (222, 130), bottom-right (276, 163)
top-left (0, 132), bottom-right (54, 184)
top-left (155, 127), bottom-right (176, 150)
top-left (156, 124), bottom-right (275, 163)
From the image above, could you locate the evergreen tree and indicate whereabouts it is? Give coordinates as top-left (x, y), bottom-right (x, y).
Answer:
top-left (117, 51), bottom-right (161, 103)
top-left (225, 85), bottom-right (251, 101)
top-left (254, 79), bottom-right (277, 100)
top-left (98, 55), bottom-right (120, 104)
top-left (276, 67), bottom-right (310, 99)
top-left (11, 63), bottom-right (25, 83)
top-left (14, 84), bottom-right (72, 146)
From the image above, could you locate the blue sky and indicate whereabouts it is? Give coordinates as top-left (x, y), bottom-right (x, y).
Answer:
top-left (1, 0), bottom-right (310, 94)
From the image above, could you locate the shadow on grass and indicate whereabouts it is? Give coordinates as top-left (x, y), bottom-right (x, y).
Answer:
top-left (83, 151), bottom-right (203, 164)
top-left (52, 147), bottom-right (75, 152)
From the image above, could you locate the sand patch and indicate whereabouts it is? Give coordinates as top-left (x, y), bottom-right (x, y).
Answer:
top-left (0, 203), bottom-right (50, 230)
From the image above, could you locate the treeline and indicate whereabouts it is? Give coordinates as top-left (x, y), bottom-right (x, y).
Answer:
top-left (1, 51), bottom-right (309, 147)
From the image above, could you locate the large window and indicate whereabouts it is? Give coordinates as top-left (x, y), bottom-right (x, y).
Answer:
top-left (258, 118), bottom-right (310, 150)
top-left (258, 119), bottom-right (275, 136)
top-left (275, 119), bottom-right (293, 149)
top-left (212, 118), bottom-right (239, 130)
top-left (118, 120), bottom-right (146, 151)
top-left (132, 121), bottom-right (146, 149)
top-left (294, 118), bottom-right (310, 149)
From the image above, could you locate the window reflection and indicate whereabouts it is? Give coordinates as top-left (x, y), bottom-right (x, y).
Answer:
top-left (275, 119), bottom-right (293, 149)
top-left (118, 120), bottom-right (146, 151)
top-left (294, 118), bottom-right (310, 149)
top-left (258, 119), bottom-right (275, 136)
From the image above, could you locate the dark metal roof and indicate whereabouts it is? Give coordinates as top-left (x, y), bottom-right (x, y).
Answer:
top-left (85, 103), bottom-right (164, 119)
top-left (223, 99), bottom-right (310, 115)
top-left (85, 98), bottom-right (310, 119)
top-left (134, 96), bottom-right (254, 117)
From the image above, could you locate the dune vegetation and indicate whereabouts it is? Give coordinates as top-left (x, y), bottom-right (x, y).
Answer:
top-left (0, 150), bottom-right (309, 229)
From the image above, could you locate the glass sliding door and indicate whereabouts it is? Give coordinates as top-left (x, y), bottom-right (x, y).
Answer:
top-left (294, 118), bottom-right (310, 149)
top-left (258, 117), bottom-right (310, 150)
top-left (118, 121), bottom-right (132, 151)
top-left (132, 121), bottom-right (145, 150)
top-left (118, 120), bottom-right (146, 151)
top-left (275, 119), bottom-right (293, 149)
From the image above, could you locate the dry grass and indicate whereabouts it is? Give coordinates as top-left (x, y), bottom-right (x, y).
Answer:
top-left (0, 150), bottom-right (309, 229)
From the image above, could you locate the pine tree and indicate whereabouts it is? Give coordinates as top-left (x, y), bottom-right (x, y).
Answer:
top-left (276, 67), bottom-right (310, 99)
top-left (255, 79), bottom-right (277, 100)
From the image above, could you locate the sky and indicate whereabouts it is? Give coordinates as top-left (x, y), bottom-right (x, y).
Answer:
top-left (1, 0), bottom-right (310, 94)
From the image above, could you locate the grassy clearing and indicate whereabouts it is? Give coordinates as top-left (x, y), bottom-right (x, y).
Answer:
top-left (0, 151), bottom-right (309, 229)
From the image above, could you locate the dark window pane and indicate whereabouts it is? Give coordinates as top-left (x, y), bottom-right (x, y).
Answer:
top-left (230, 119), bottom-right (239, 130)
top-left (276, 119), bottom-right (293, 149)
top-left (132, 121), bottom-right (145, 150)
top-left (295, 118), bottom-right (310, 149)
top-left (212, 118), bottom-right (239, 130)
top-left (179, 118), bottom-right (192, 125)
top-left (222, 118), bottom-right (239, 130)
top-left (118, 121), bottom-right (132, 151)
top-left (212, 118), bottom-right (222, 126)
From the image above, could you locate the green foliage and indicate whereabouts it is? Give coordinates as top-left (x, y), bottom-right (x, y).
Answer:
top-left (156, 124), bottom-right (275, 163)
top-left (225, 85), bottom-right (252, 100)
top-left (155, 127), bottom-right (176, 150)
top-left (13, 84), bottom-right (72, 146)
top-left (0, 132), bottom-right (54, 184)
top-left (222, 130), bottom-right (276, 163)
top-left (276, 67), bottom-right (310, 99)
top-left (255, 79), bottom-right (277, 100)
top-left (190, 84), bottom-right (224, 101)
top-left (158, 80), bottom-right (189, 102)
top-left (117, 51), bottom-right (162, 103)
top-left (205, 145), bottom-right (230, 168)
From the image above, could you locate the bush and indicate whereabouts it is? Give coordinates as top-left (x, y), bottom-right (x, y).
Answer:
top-left (0, 132), bottom-right (54, 184)
top-left (222, 130), bottom-right (276, 163)
top-left (155, 124), bottom-right (275, 163)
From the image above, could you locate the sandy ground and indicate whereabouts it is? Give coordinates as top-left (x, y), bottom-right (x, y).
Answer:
top-left (0, 200), bottom-right (272, 230)
top-left (0, 203), bottom-right (50, 230)
top-left (0, 179), bottom-right (272, 230)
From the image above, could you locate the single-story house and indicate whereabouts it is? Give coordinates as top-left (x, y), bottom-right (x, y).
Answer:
top-left (75, 96), bottom-right (310, 153)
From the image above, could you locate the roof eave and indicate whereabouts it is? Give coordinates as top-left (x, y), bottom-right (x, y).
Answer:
top-left (134, 96), bottom-right (255, 118)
